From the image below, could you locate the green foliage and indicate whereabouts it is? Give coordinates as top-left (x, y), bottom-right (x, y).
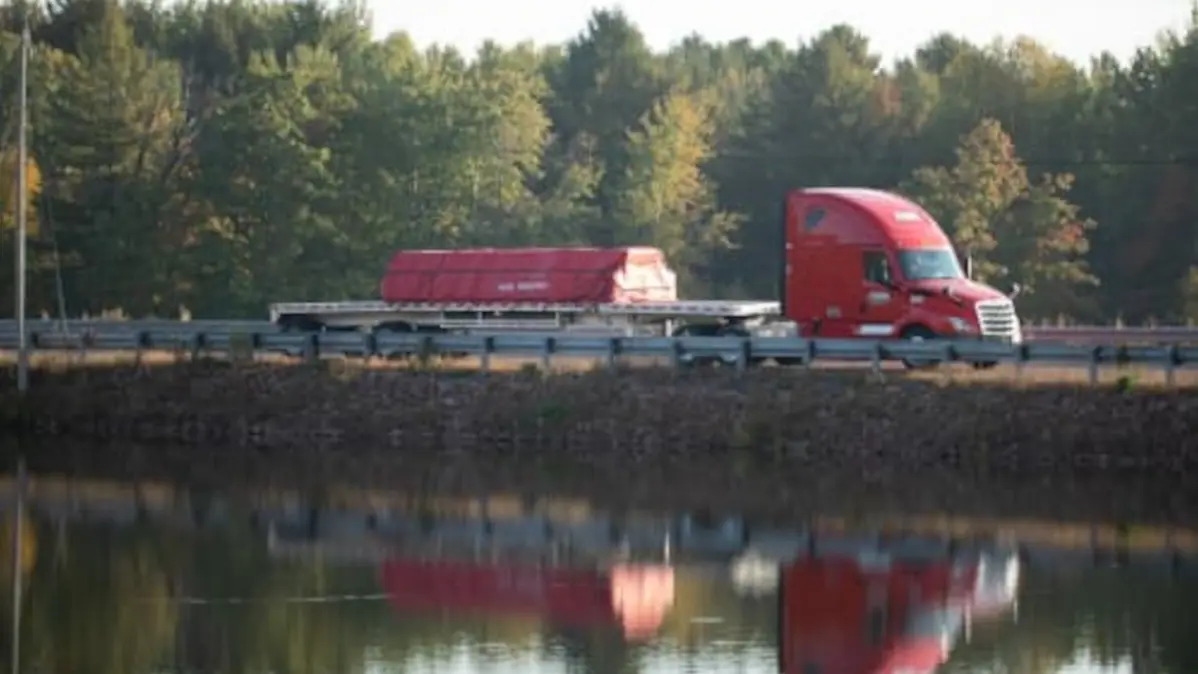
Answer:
top-left (899, 118), bottom-right (1099, 315)
top-left (0, 0), bottom-right (1195, 323)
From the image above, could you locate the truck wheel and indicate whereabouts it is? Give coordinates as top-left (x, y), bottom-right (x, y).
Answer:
top-left (671, 323), bottom-right (718, 369)
top-left (373, 322), bottom-right (413, 361)
top-left (900, 325), bottom-right (941, 370)
top-left (279, 315), bottom-right (323, 333)
top-left (275, 315), bottom-right (323, 358)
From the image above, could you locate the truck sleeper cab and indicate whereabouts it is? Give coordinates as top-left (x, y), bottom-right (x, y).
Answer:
top-left (781, 188), bottom-right (1021, 366)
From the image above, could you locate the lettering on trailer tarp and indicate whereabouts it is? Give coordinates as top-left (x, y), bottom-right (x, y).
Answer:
top-left (496, 281), bottom-right (551, 293)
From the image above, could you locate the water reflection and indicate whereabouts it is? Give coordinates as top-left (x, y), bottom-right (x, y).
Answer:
top-left (0, 475), bottom-right (1196, 674)
top-left (778, 548), bottom-right (1018, 674)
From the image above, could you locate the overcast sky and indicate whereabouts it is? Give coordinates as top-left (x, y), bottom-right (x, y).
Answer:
top-left (365, 0), bottom-right (1194, 66)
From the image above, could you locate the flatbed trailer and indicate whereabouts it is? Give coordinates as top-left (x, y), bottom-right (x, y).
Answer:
top-left (268, 299), bottom-right (786, 337)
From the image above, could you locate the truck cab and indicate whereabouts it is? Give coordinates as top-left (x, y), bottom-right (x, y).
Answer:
top-left (781, 188), bottom-right (1021, 348)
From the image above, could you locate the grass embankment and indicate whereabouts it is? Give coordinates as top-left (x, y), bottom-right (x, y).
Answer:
top-left (0, 356), bottom-right (1193, 524)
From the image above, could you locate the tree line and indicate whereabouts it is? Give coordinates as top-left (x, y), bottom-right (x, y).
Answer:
top-left (0, 0), bottom-right (1195, 323)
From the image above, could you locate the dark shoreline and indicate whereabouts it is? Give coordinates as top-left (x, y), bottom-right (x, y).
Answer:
top-left (2, 360), bottom-right (1197, 527)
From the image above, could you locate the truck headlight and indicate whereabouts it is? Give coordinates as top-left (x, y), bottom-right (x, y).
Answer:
top-left (947, 317), bottom-right (973, 333)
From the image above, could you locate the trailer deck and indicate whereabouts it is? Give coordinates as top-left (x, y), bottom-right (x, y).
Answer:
top-left (269, 299), bottom-right (782, 331)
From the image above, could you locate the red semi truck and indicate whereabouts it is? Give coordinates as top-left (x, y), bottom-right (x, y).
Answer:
top-left (269, 188), bottom-right (1022, 362)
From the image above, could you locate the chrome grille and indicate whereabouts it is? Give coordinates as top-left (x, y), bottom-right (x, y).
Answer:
top-left (975, 299), bottom-right (1019, 338)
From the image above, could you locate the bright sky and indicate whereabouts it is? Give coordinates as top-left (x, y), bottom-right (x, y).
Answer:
top-left (366, 0), bottom-right (1195, 66)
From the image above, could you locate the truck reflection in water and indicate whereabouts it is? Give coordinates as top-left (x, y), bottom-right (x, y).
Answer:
top-left (378, 558), bottom-right (676, 640)
top-left (777, 547), bottom-right (1020, 674)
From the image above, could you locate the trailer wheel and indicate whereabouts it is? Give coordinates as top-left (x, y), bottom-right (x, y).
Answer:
top-left (274, 315), bottom-right (324, 358)
top-left (900, 325), bottom-right (941, 370)
top-left (373, 322), bottom-right (413, 361)
top-left (415, 325), bottom-right (470, 361)
top-left (671, 323), bottom-right (720, 368)
top-left (671, 323), bottom-right (759, 368)
top-left (278, 315), bottom-right (323, 333)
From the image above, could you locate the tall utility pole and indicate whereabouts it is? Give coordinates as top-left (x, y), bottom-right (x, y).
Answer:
top-left (15, 23), bottom-right (30, 393)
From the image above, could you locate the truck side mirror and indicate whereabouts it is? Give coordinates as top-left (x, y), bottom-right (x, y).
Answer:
top-left (1009, 283), bottom-right (1022, 300)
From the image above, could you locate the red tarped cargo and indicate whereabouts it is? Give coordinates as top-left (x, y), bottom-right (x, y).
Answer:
top-left (378, 246), bottom-right (678, 305)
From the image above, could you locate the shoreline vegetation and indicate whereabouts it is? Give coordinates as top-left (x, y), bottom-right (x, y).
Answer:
top-left (2, 356), bottom-right (1197, 526)
top-left (1, 468), bottom-right (1196, 557)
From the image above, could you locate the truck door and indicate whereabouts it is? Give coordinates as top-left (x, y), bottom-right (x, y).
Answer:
top-left (856, 249), bottom-right (904, 337)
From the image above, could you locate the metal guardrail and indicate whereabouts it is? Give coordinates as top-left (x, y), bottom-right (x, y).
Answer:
top-left (2, 319), bottom-right (1197, 344)
top-left (0, 318), bottom-right (272, 332)
top-left (1, 327), bottom-right (1196, 382)
top-left (1028, 325), bottom-right (1198, 343)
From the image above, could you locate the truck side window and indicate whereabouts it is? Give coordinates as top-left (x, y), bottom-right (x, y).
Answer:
top-left (803, 207), bottom-right (826, 231)
top-left (862, 251), bottom-right (891, 285)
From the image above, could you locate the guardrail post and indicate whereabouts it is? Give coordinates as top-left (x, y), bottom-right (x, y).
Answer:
top-left (805, 339), bottom-right (815, 369)
top-left (670, 339), bottom-right (684, 369)
top-left (1113, 345), bottom-right (1132, 384)
top-left (229, 332), bottom-right (253, 364)
top-left (541, 336), bottom-right (555, 371)
top-left (943, 343), bottom-right (958, 364)
top-left (1015, 344), bottom-right (1029, 380)
top-left (1165, 345), bottom-right (1179, 388)
top-left (480, 336), bottom-right (494, 372)
top-left (416, 334), bottom-right (435, 367)
top-left (870, 342), bottom-right (883, 377)
top-left (606, 338), bottom-right (619, 369)
top-left (191, 332), bottom-right (208, 361)
top-left (1088, 347), bottom-right (1101, 385)
top-left (363, 331), bottom-right (377, 361)
top-left (736, 338), bottom-right (750, 373)
top-left (304, 333), bottom-right (319, 363)
top-left (136, 330), bottom-right (152, 368)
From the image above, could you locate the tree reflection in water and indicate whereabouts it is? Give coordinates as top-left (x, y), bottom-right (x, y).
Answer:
top-left (0, 503), bottom-right (1194, 674)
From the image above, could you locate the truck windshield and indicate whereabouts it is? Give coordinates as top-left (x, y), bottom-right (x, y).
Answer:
top-left (897, 249), bottom-right (964, 281)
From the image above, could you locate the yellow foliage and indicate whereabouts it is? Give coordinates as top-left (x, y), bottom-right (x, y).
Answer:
top-left (0, 510), bottom-right (38, 577)
top-left (0, 147), bottom-right (42, 236)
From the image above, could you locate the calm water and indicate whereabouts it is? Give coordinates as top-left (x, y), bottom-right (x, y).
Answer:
top-left (0, 474), bottom-right (1196, 674)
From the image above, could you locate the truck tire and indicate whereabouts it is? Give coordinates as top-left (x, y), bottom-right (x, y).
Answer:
top-left (275, 315), bottom-right (324, 358)
top-left (899, 325), bottom-right (941, 370)
top-left (278, 315), bottom-right (323, 332)
top-left (372, 322), bottom-right (413, 361)
top-left (418, 325), bottom-right (470, 361)
top-left (671, 323), bottom-right (761, 368)
top-left (671, 323), bottom-right (722, 368)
